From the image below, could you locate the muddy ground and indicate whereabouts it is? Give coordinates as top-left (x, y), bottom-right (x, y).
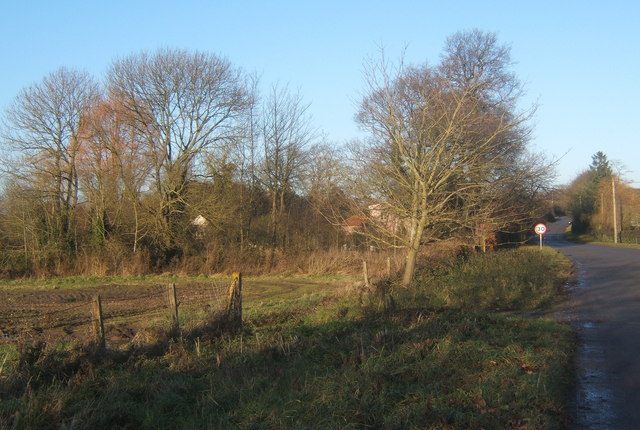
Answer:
top-left (0, 277), bottom-right (337, 348)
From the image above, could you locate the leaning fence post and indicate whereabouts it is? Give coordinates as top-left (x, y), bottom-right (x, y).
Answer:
top-left (167, 282), bottom-right (179, 331)
top-left (226, 272), bottom-right (242, 325)
top-left (92, 295), bottom-right (105, 348)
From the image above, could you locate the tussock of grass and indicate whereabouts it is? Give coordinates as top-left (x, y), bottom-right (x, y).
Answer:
top-left (0, 248), bottom-right (574, 429)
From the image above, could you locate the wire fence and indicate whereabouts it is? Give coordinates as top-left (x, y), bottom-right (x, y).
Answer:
top-left (0, 274), bottom-right (242, 347)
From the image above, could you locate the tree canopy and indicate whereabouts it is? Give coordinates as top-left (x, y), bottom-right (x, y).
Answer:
top-left (353, 29), bottom-right (548, 285)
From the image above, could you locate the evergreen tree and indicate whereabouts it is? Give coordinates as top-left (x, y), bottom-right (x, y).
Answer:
top-left (569, 151), bottom-right (612, 233)
top-left (589, 151), bottom-right (612, 179)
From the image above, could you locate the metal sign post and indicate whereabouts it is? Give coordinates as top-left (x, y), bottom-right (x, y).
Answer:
top-left (534, 223), bottom-right (547, 249)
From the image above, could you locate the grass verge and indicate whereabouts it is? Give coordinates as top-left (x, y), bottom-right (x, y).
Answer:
top-left (0, 248), bottom-right (574, 429)
top-left (564, 232), bottom-right (640, 249)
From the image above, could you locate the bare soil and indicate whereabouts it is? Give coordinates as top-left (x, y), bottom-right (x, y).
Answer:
top-left (0, 277), bottom-right (338, 348)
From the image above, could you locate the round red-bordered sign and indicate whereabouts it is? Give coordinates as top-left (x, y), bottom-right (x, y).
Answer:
top-left (534, 223), bottom-right (547, 235)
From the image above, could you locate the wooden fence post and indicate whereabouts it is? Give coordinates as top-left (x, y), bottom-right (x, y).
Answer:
top-left (167, 283), bottom-right (179, 331)
top-left (386, 257), bottom-right (391, 278)
top-left (226, 272), bottom-right (242, 325)
top-left (92, 295), bottom-right (105, 348)
top-left (362, 260), bottom-right (370, 287)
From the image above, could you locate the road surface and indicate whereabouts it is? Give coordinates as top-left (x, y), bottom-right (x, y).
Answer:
top-left (544, 217), bottom-right (640, 429)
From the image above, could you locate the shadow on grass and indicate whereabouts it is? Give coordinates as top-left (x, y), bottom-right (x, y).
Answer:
top-left (0, 248), bottom-right (575, 429)
top-left (1, 304), bottom-right (573, 430)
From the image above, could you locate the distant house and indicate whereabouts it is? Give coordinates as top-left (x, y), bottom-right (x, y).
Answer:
top-left (343, 204), bottom-right (404, 236)
top-left (343, 215), bottom-right (365, 235)
top-left (192, 215), bottom-right (208, 227)
top-left (192, 215), bottom-right (208, 239)
top-left (367, 203), bottom-right (401, 234)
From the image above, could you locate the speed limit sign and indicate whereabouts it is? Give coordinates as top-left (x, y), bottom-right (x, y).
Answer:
top-left (534, 223), bottom-right (546, 249)
top-left (534, 223), bottom-right (547, 235)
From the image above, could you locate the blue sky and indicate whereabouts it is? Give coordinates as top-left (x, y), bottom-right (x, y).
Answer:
top-left (1, 0), bottom-right (638, 186)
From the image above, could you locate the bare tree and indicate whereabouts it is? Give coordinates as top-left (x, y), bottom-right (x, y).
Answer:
top-left (438, 29), bottom-right (551, 244)
top-left (306, 140), bottom-right (348, 206)
top-left (233, 73), bottom-right (262, 252)
top-left (77, 96), bottom-right (151, 254)
top-left (303, 140), bottom-right (352, 248)
top-left (354, 31), bottom-right (541, 286)
top-left (107, 48), bottom-right (252, 252)
top-left (439, 29), bottom-right (522, 107)
top-left (1, 67), bottom-right (100, 260)
top-left (260, 83), bottom-right (315, 254)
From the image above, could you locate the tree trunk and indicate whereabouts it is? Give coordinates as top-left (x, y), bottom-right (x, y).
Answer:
top-left (268, 189), bottom-right (278, 267)
top-left (402, 246), bottom-right (418, 287)
top-left (402, 201), bottom-right (429, 287)
top-left (270, 190), bottom-right (278, 246)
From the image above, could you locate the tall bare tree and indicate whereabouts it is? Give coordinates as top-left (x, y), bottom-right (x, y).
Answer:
top-left (260, 83), bottom-right (315, 254)
top-left (354, 31), bottom-right (541, 286)
top-left (77, 96), bottom-right (151, 254)
top-left (1, 67), bottom-right (100, 260)
top-left (107, 48), bottom-right (252, 253)
top-left (297, 140), bottom-right (348, 248)
top-left (233, 73), bottom-right (262, 252)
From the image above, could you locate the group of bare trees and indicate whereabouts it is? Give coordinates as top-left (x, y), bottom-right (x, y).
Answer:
top-left (1, 68), bottom-right (101, 269)
top-left (0, 49), bottom-right (324, 276)
top-left (0, 31), bottom-right (553, 281)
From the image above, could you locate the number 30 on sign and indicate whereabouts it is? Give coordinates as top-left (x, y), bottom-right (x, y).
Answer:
top-left (534, 223), bottom-right (546, 249)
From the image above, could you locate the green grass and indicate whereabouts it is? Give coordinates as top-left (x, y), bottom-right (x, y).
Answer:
top-left (0, 248), bottom-right (575, 429)
top-left (0, 273), bottom-right (346, 292)
top-left (565, 231), bottom-right (640, 249)
top-left (406, 247), bottom-right (571, 311)
top-left (0, 273), bottom-right (224, 290)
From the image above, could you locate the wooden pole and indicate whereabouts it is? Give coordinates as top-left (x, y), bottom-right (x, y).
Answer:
top-left (362, 260), bottom-right (370, 287)
top-left (167, 283), bottom-right (179, 330)
top-left (386, 257), bottom-right (391, 278)
top-left (612, 176), bottom-right (619, 244)
top-left (92, 295), bottom-right (105, 348)
top-left (227, 272), bottom-right (242, 324)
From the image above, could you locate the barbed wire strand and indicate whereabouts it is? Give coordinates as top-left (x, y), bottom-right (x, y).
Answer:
top-left (1, 280), bottom-right (232, 334)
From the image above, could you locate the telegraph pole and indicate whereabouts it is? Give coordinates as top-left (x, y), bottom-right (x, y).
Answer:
top-left (612, 176), bottom-right (619, 244)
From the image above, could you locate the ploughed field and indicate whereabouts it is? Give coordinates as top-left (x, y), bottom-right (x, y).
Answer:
top-left (0, 277), bottom-right (332, 346)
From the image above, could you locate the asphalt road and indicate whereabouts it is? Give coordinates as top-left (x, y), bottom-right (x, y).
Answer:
top-left (544, 217), bottom-right (640, 429)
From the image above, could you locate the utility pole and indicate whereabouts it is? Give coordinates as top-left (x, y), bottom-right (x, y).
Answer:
top-left (612, 176), bottom-right (618, 244)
